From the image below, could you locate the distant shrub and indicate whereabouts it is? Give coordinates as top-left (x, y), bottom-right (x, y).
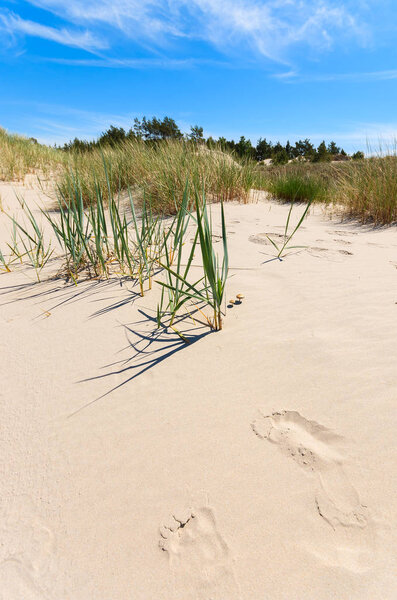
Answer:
top-left (269, 173), bottom-right (329, 203)
top-left (352, 151), bottom-right (365, 160)
top-left (272, 149), bottom-right (289, 165)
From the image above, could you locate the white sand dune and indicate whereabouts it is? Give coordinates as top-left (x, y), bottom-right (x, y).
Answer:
top-left (0, 180), bottom-right (396, 599)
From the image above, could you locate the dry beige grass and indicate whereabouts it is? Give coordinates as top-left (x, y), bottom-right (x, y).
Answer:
top-left (0, 127), bottom-right (64, 182)
top-left (58, 139), bottom-right (258, 212)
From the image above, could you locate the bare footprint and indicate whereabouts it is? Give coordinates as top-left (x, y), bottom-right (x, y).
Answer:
top-left (0, 560), bottom-right (49, 600)
top-left (334, 238), bottom-right (352, 245)
top-left (249, 232), bottom-right (284, 245)
top-left (252, 410), bottom-right (375, 572)
top-left (0, 495), bottom-right (56, 598)
top-left (308, 246), bottom-right (353, 259)
top-left (159, 502), bottom-right (239, 599)
top-left (331, 230), bottom-right (358, 236)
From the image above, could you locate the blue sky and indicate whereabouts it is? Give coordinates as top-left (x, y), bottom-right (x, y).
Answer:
top-left (1, 0), bottom-right (397, 152)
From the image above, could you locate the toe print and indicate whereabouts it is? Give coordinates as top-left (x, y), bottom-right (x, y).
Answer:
top-left (159, 503), bottom-right (240, 599)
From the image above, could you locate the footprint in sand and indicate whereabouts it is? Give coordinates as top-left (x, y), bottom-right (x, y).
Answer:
top-left (0, 495), bottom-right (56, 599)
top-left (0, 560), bottom-right (49, 600)
top-left (251, 410), bottom-right (375, 572)
top-left (308, 246), bottom-right (353, 259)
top-left (159, 502), bottom-right (240, 599)
top-left (333, 238), bottom-right (352, 245)
top-left (248, 232), bottom-right (284, 245)
top-left (331, 230), bottom-right (358, 237)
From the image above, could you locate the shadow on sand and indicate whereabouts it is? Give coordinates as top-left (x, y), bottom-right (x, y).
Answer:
top-left (70, 308), bottom-right (210, 415)
top-left (0, 277), bottom-right (211, 411)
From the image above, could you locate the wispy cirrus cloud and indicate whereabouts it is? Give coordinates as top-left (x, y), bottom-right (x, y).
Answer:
top-left (47, 56), bottom-right (228, 69)
top-left (274, 69), bottom-right (397, 83)
top-left (184, 0), bottom-right (365, 61)
top-left (0, 101), bottom-right (139, 144)
top-left (20, 0), bottom-right (367, 62)
top-left (0, 10), bottom-right (107, 51)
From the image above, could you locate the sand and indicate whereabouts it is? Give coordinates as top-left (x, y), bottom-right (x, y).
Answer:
top-left (0, 179), bottom-right (396, 599)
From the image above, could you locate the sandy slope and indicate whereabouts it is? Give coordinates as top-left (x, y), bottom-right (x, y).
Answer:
top-left (0, 180), bottom-right (396, 599)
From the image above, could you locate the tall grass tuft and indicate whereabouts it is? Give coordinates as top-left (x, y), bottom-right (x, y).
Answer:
top-left (266, 200), bottom-right (312, 258)
top-left (267, 171), bottom-right (329, 203)
top-left (6, 198), bottom-right (53, 280)
top-left (156, 188), bottom-right (201, 328)
top-left (157, 187), bottom-right (229, 331)
top-left (335, 156), bottom-right (397, 224)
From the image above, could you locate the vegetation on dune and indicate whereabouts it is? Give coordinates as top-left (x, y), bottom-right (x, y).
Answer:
top-left (260, 157), bottom-right (397, 224)
top-left (2, 118), bottom-right (397, 224)
top-left (259, 161), bottom-right (344, 202)
top-left (58, 139), bottom-right (256, 212)
top-left (265, 200), bottom-right (313, 259)
top-left (1, 168), bottom-right (231, 333)
top-left (157, 188), bottom-right (229, 331)
top-left (334, 156), bottom-right (397, 224)
top-left (266, 172), bottom-right (329, 204)
top-left (0, 127), bottom-right (64, 181)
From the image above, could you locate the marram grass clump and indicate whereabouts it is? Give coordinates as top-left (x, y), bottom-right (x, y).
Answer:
top-left (157, 187), bottom-right (229, 331)
top-left (334, 155), bottom-right (397, 224)
top-left (0, 127), bottom-right (64, 181)
top-left (58, 139), bottom-right (256, 213)
top-left (1, 169), bottom-right (231, 336)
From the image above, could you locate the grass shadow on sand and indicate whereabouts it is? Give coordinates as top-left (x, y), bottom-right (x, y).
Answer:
top-left (0, 277), bottom-right (141, 315)
top-left (0, 277), bottom-right (211, 413)
top-left (71, 308), bottom-right (210, 415)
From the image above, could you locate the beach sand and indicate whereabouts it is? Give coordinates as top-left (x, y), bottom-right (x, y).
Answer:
top-left (0, 180), bottom-right (396, 599)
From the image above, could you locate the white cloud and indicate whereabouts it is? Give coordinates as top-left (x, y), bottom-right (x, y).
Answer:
top-left (274, 69), bottom-right (397, 83)
top-left (0, 11), bottom-right (107, 51)
top-left (2, 101), bottom-right (192, 145)
top-left (5, 103), bottom-right (138, 145)
top-left (182, 0), bottom-right (362, 60)
top-left (27, 0), bottom-right (179, 40)
top-left (47, 56), bottom-right (226, 69)
top-left (24, 0), bottom-right (365, 61)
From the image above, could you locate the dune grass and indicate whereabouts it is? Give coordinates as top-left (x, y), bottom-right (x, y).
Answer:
top-left (157, 187), bottom-right (229, 331)
top-left (265, 200), bottom-right (312, 258)
top-left (2, 125), bottom-right (397, 224)
top-left (0, 127), bottom-right (64, 181)
top-left (59, 139), bottom-right (257, 213)
top-left (334, 156), bottom-right (397, 224)
top-left (268, 173), bottom-right (328, 204)
top-left (260, 162), bottom-right (339, 204)
top-left (261, 156), bottom-right (397, 224)
top-left (1, 160), bottom-right (231, 334)
top-left (1, 197), bottom-right (53, 279)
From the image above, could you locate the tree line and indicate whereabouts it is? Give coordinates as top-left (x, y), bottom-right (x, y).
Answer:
top-left (60, 116), bottom-right (364, 163)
